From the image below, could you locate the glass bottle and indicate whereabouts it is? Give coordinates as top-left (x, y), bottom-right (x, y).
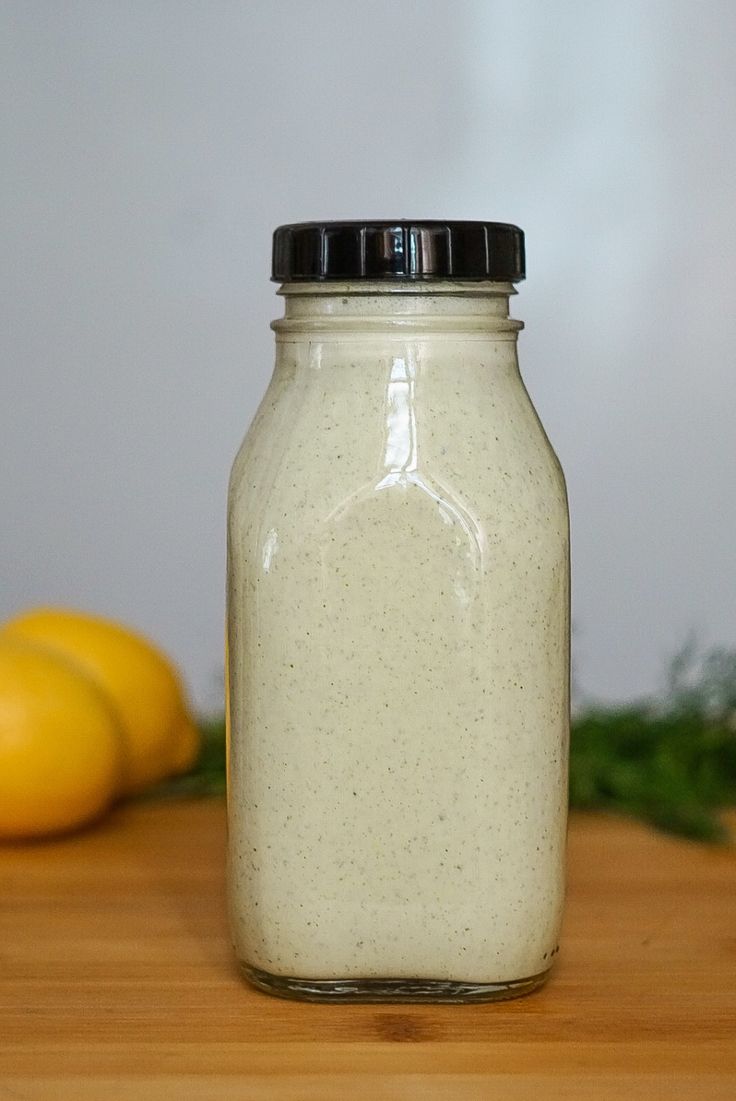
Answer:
top-left (227, 222), bottom-right (569, 1002)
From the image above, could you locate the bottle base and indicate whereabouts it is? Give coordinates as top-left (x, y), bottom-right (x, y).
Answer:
top-left (239, 962), bottom-right (551, 1003)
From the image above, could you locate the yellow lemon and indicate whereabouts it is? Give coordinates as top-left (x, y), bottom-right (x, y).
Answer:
top-left (3, 608), bottom-right (198, 794)
top-left (0, 637), bottom-right (124, 839)
top-left (169, 711), bottom-right (201, 775)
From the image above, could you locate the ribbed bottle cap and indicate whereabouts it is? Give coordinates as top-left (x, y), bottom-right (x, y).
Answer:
top-left (272, 221), bottom-right (525, 282)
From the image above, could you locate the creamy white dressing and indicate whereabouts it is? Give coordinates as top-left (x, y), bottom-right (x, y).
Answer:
top-left (227, 282), bottom-right (569, 989)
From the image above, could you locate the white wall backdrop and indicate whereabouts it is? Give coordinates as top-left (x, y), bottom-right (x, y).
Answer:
top-left (2, 0), bottom-right (735, 710)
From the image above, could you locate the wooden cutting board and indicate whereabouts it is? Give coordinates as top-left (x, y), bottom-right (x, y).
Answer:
top-left (1, 798), bottom-right (734, 1099)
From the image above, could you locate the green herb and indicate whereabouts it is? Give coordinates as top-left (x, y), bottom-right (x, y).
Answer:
top-left (569, 707), bottom-right (736, 842)
top-left (160, 642), bottom-right (736, 842)
top-left (571, 640), bottom-right (736, 841)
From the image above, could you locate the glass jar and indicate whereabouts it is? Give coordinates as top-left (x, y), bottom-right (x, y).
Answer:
top-left (227, 222), bottom-right (570, 1003)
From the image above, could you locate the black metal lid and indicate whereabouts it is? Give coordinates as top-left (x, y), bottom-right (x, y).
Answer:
top-left (272, 221), bottom-right (525, 282)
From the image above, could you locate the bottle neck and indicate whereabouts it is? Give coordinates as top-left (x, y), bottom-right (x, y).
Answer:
top-left (271, 281), bottom-right (522, 341)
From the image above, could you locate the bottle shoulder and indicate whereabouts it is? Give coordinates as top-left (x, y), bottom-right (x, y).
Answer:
top-left (228, 357), bottom-right (568, 549)
top-left (229, 429), bottom-right (567, 560)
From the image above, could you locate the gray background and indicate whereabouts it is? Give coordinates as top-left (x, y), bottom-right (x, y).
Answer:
top-left (2, 1), bottom-right (735, 711)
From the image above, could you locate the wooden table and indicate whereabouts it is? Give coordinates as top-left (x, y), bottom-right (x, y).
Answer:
top-left (1, 798), bottom-right (734, 1099)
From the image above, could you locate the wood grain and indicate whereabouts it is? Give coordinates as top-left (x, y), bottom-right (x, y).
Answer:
top-left (1, 798), bottom-right (734, 1099)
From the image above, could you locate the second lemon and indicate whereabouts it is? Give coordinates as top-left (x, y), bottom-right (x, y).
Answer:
top-left (2, 608), bottom-right (199, 794)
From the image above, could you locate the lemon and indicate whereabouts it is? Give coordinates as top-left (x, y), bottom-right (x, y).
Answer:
top-left (0, 637), bottom-right (124, 839)
top-left (169, 712), bottom-right (201, 775)
top-left (3, 608), bottom-right (198, 794)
